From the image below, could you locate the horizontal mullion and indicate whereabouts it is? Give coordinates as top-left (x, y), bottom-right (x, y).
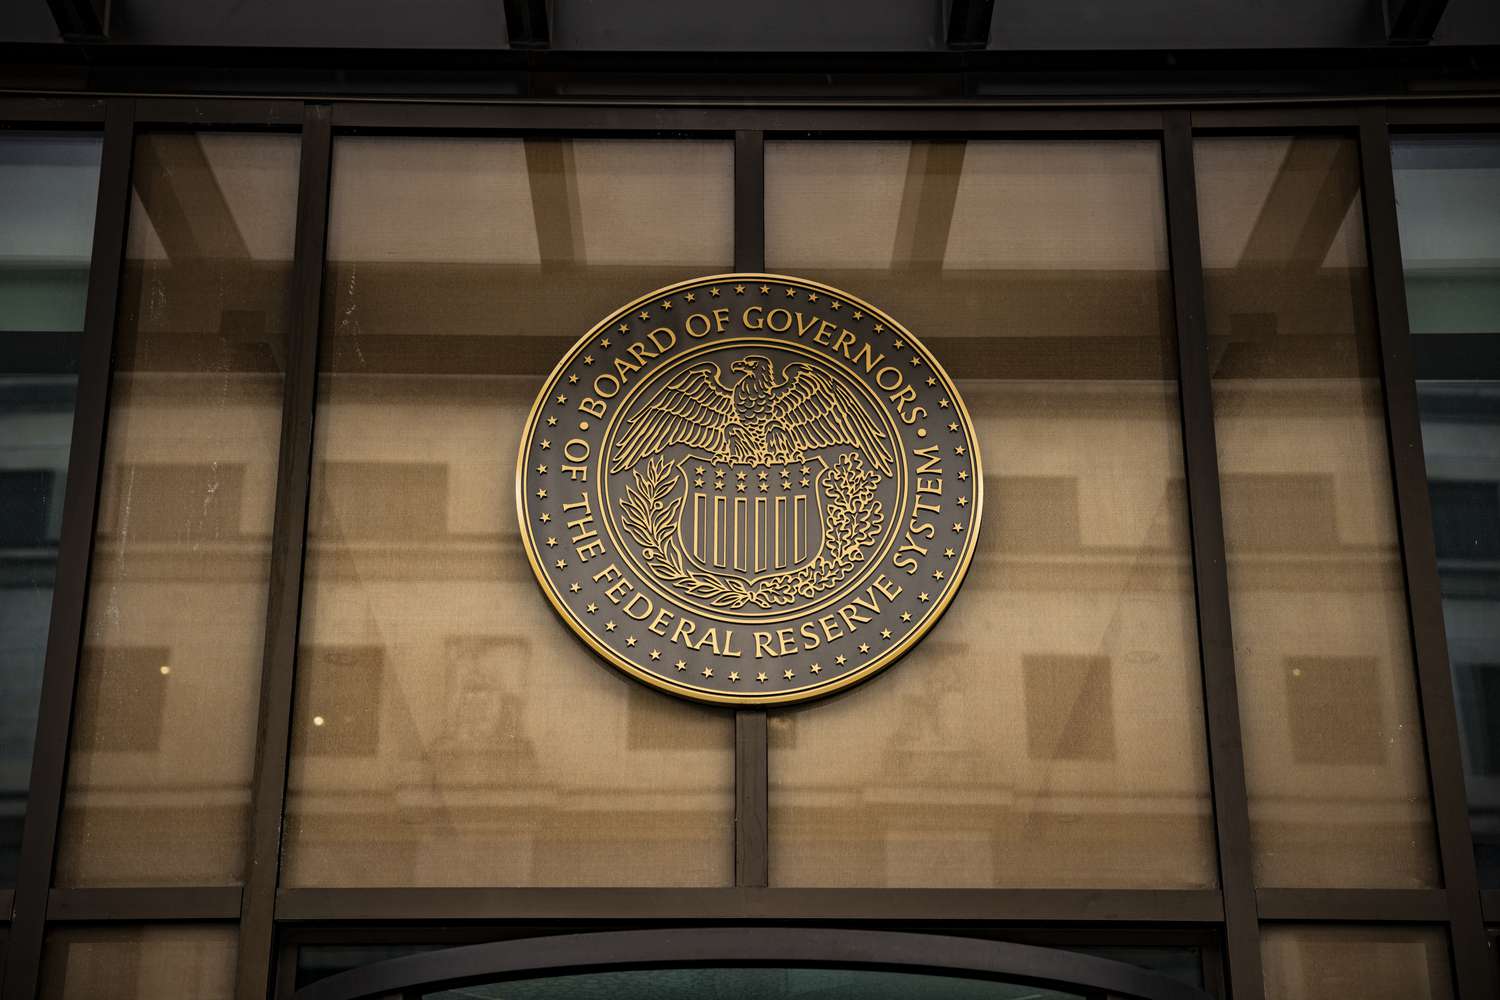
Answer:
top-left (1255, 888), bottom-right (1449, 922)
top-left (276, 888), bottom-right (1224, 924)
top-left (0, 330), bottom-right (83, 375)
top-left (1189, 107), bottom-right (1364, 129)
top-left (1409, 332), bottom-right (1500, 381)
top-left (331, 101), bottom-right (1162, 134)
top-left (1387, 104), bottom-right (1500, 126)
top-left (46, 886), bottom-right (243, 922)
top-left (0, 97), bottom-right (107, 122)
top-left (131, 97), bottom-right (306, 127)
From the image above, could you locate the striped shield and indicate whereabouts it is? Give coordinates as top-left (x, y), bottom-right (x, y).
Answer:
top-left (678, 471), bottom-right (824, 578)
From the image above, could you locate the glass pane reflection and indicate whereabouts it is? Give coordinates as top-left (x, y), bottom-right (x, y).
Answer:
top-left (1416, 381), bottom-right (1500, 884)
top-left (0, 132), bottom-right (100, 885)
top-left (1395, 133), bottom-right (1500, 888)
top-left (55, 132), bottom-right (300, 885)
top-left (1392, 136), bottom-right (1500, 334)
top-left (426, 968), bottom-right (1085, 1000)
top-left (282, 137), bottom-right (735, 888)
top-left (40, 925), bottom-right (237, 1000)
top-left (1195, 136), bottom-right (1437, 888)
top-left (1260, 925), bottom-right (1453, 1000)
top-left (0, 134), bottom-right (101, 332)
top-left (765, 140), bottom-right (1215, 889)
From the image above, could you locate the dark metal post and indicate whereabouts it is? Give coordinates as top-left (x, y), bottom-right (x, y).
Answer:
top-left (735, 712), bottom-right (769, 887)
top-left (1356, 106), bottom-right (1497, 1000)
top-left (1160, 111), bottom-right (1265, 1000)
top-left (735, 130), bottom-right (765, 273)
top-left (732, 128), bottom-right (770, 888)
top-left (1, 96), bottom-right (135, 1000)
top-left (236, 103), bottom-right (334, 1000)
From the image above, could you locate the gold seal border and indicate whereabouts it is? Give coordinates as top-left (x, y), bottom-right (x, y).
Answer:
top-left (516, 272), bottom-right (985, 707)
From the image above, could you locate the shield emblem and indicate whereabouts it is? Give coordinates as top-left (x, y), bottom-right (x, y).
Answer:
top-left (677, 456), bottom-right (829, 579)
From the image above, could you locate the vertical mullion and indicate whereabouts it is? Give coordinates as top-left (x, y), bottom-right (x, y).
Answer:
top-left (235, 103), bottom-right (333, 1000)
top-left (734, 711), bottom-right (769, 887)
top-left (735, 129), bottom-right (765, 273)
top-left (733, 128), bottom-right (769, 888)
top-left (1161, 112), bottom-right (1264, 1000)
top-left (1, 96), bottom-right (135, 1000)
top-left (1356, 106), bottom-right (1496, 1000)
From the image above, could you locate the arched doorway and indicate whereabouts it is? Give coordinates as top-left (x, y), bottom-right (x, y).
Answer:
top-left (292, 928), bottom-right (1214, 1000)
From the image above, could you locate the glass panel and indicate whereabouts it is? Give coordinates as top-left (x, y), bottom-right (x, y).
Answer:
top-left (0, 134), bottom-right (101, 331)
top-left (40, 925), bottom-right (236, 999)
top-left (1392, 136), bottom-right (1500, 334)
top-left (1415, 381), bottom-right (1500, 884)
top-left (1195, 136), bottom-right (1438, 887)
top-left (426, 969), bottom-right (1085, 1000)
top-left (54, 133), bottom-right (300, 885)
top-left (282, 137), bottom-right (735, 888)
top-left (1395, 134), bottom-right (1500, 887)
top-left (1260, 925), bottom-right (1453, 1000)
top-left (765, 140), bottom-right (1216, 888)
top-left (0, 133), bottom-right (100, 885)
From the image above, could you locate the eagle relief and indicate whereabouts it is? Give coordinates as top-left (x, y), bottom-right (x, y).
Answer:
top-left (518, 274), bottom-right (982, 705)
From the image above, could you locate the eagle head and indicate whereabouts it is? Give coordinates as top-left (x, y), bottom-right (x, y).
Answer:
top-left (731, 355), bottom-right (774, 381)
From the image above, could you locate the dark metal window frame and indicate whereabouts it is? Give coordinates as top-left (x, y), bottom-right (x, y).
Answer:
top-left (0, 93), bottom-right (1497, 1000)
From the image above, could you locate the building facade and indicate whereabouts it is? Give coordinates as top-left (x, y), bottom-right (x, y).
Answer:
top-left (2, 1), bottom-right (1500, 998)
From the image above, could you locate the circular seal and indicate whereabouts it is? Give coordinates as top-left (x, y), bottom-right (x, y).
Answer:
top-left (517, 274), bottom-right (982, 706)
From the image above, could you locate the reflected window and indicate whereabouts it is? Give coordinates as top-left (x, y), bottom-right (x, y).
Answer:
top-left (1023, 655), bottom-right (1115, 762)
top-left (73, 646), bottom-right (171, 753)
top-left (765, 139), bottom-right (1216, 889)
top-left (0, 132), bottom-right (100, 885)
top-left (1196, 135), bottom-right (1438, 888)
top-left (41, 925), bottom-right (236, 1000)
top-left (1394, 134), bottom-right (1500, 887)
top-left (296, 647), bottom-right (384, 757)
top-left (1260, 925), bottom-right (1453, 1000)
top-left (1392, 128), bottom-right (1500, 887)
top-left (282, 136), bottom-right (735, 889)
top-left (54, 131), bottom-right (300, 887)
top-left (1283, 657), bottom-right (1383, 766)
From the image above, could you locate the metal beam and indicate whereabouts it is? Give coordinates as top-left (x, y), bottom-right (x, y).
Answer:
top-left (1388, 0), bottom-right (1449, 43)
top-left (1, 96), bottom-right (134, 1000)
top-left (275, 887), bottom-right (1226, 923)
top-left (1161, 111), bottom-right (1265, 1000)
top-left (948, 0), bottom-right (995, 49)
top-left (45, 0), bottom-right (107, 41)
top-left (236, 103), bottom-right (333, 1000)
top-left (503, 0), bottom-right (550, 49)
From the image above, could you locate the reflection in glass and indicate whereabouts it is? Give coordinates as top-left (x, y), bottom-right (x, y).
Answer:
top-left (1396, 131), bottom-right (1500, 887)
top-left (426, 968), bottom-right (1085, 999)
top-left (1196, 136), bottom-right (1437, 887)
top-left (0, 134), bottom-right (101, 332)
top-left (54, 133), bottom-right (300, 885)
top-left (1260, 925), bottom-right (1453, 1000)
top-left (40, 925), bottom-right (236, 1000)
top-left (0, 133), bottom-right (100, 884)
top-left (1392, 136), bottom-right (1500, 334)
top-left (282, 137), bottom-right (735, 888)
top-left (766, 141), bottom-right (1216, 888)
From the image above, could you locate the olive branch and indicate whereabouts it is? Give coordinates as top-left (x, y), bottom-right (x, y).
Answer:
top-left (619, 456), bottom-right (753, 608)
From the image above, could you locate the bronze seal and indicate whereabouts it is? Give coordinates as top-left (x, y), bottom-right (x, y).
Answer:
top-left (518, 274), bottom-right (982, 705)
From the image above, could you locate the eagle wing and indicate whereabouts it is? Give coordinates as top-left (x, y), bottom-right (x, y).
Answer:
top-left (608, 362), bottom-right (736, 473)
top-left (774, 362), bottom-right (896, 477)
